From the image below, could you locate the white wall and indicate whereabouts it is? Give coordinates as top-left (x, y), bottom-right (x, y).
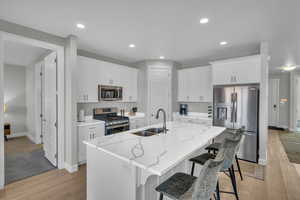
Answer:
top-left (269, 73), bottom-right (290, 129)
top-left (4, 64), bottom-right (27, 135)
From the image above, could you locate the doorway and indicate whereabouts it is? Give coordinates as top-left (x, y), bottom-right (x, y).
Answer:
top-left (148, 65), bottom-right (171, 125)
top-left (268, 78), bottom-right (280, 128)
top-left (3, 41), bottom-right (58, 184)
top-left (296, 77), bottom-right (300, 132)
top-left (0, 32), bottom-right (65, 188)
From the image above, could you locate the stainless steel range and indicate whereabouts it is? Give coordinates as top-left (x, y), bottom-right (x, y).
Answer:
top-left (93, 107), bottom-right (129, 135)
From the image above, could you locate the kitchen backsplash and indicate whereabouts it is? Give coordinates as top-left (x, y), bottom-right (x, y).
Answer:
top-left (175, 102), bottom-right (212, 113)
top-left (77, 102), bottom-right (138, 116)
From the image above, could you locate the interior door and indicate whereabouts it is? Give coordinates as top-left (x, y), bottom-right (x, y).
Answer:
top-left (42, 52), bottom-right (57, 167)
top-left (149, 66), bottom-right (170, 125)
top-left (268, 79), bottom-right (280, 127)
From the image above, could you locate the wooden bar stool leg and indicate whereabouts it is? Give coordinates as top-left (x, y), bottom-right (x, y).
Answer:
top-left (159, 193), bottom-right (164, 200)
top-left (216, 180), bottom-right (221, 200)
top-left (191, 162), bottom-right (195, 176)
top-left (235, 155), bottom-right (243, 181)
top-left (228, 167), bottom-right (239, 200)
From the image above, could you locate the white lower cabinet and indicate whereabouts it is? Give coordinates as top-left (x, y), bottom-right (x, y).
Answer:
top-left (129, 118), bottom-right (145, 129)
top-left (78, 123), bottom-right (105, 164)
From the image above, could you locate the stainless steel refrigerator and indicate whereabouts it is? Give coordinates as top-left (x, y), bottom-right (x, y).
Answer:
top-left (213, 84), bottom-right (259, 163)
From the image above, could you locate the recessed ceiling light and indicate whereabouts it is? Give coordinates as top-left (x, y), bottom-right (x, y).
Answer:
top-left (200, 18), bottom-right (209, 24)
top-left (220, 41), bottom-right (228, 46)
top-left (76, 23), bottom-right (85, 29)
top-left (129, 44), bottom-right (136, 48)
top-left (159, 56), bottom-right (165, 59)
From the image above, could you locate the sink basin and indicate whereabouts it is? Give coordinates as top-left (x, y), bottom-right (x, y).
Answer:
top-left (131, 130), bottom-right (157, 137)
top-left (131, 127), bottom-right (168, 137)
top-left (144, 128), bottom-right (166, 134)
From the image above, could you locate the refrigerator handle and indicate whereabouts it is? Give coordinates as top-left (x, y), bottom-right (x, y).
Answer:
top-left (234, 92), bottom-right (237, 123)
top-left (230, 93), bottom-right (234, 123)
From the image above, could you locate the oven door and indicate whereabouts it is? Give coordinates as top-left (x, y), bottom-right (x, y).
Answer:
top-left (99, 85), bottom-right (123, 101)
top-left (106, 124), bottom-right (129, 135)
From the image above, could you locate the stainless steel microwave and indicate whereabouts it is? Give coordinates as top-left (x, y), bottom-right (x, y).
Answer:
top-left (98, 85), bottom-right (122, 101)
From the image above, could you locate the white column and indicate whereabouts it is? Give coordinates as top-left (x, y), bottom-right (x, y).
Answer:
top-left (0, 33), bottom-right (5, 188)
top-left (259, 41), bottom-right (269, 165)
top-left (64, 35), bottom-right (78, 172)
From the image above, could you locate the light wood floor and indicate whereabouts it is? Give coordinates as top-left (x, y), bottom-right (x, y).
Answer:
top-left (5, 136), bottom-right (43, 155)
top-left (0, 130), bottom-right (299, 200)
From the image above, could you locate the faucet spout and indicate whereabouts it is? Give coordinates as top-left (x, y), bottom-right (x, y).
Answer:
top-left (155, 108), bottom-right (167, 134)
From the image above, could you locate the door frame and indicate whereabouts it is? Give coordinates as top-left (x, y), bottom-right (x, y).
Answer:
top-left (0, 31), bottom-right (65, 188)
top-left (147, 64), bottom-right (172, 125)
top-left (268, 78), bottom-right (280, 127)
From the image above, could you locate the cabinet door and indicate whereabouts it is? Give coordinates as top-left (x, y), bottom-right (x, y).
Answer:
top-left (178, 70), bottom-right (191, 101)
top-left (188, 67), bottom-right (201, 102)
top-left (234, 58), bottom-right (261, 84)
top-left (93, 124), bottom-right (105, 138)
top-left (212, 64), bottom-right (234, 85)
top-left (77, 56), bottom-right (100, 102)
top-left (198, 66), bottom-right (212, 102)
top-left (212, 55), bottom-right (261, 85)
top-left (129, 69), bottom-right (138, 102)
top-left (78, 126), bottom-right (89, 163)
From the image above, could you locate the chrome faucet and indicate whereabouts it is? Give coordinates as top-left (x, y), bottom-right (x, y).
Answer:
top-left (155, 108), bottom-right (167, 134)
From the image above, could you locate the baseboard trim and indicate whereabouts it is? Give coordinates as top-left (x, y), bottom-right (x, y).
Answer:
top-left (64, 162), bottom-right (78, 173)
top-left (26, 133), bottom-right (36, 143)
top-left (259, 158), bottom-right (267, 166)
top-left (7, 132), bottom-right (27, 139)
top-left (268, 126), bottom-right (285, 131)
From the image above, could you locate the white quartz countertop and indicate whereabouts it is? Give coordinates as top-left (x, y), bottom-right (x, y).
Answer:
top-left (84, 121), bottom-right (225, 176)
top-left (77, 120), bottom-right (105, 127)
top-left (174, 112), bottom-right (211, 119)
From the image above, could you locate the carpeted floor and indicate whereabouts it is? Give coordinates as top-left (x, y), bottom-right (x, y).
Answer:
top-left (279, 132), bottom-right (300, 164)
top-left (5, 149), bottom-right (56, 184)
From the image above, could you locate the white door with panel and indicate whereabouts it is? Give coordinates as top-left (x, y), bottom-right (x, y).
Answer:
top-left (149, 66), bottom-right (171, 125)
top-left (42, 52), bottom-right (57, 166)
top-left (268, 78), bottom-right (280, 127)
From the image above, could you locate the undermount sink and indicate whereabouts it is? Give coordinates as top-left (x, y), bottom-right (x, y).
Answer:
top-left (131, 127), bottom-right (168, 137)
top-left (144, 128), bottom-right (167, 134)
top-left (131, 130), bottom-right (158, 137)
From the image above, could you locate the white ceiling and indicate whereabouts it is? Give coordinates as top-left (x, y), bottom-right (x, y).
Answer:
top-left (0, 0), bottom-right (299, 69)
top-left (4, 40), bottom-right (49, 67)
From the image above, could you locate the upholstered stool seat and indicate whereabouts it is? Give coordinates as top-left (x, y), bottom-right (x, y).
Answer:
top-left (155, 173), bottom-right (197, 200)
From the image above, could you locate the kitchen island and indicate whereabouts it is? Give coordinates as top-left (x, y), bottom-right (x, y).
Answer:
top-left (84, 121), bottom-right (225, 200)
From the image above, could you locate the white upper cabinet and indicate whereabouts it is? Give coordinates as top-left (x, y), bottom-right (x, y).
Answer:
top-left (211, 55), bottom-right (261, 85)
top-left (76, 56), bottom-right (100, 102)
top-left (76, 56), bottom-right (138, 103)
top-left (178, 66), bottom-right (212, 102)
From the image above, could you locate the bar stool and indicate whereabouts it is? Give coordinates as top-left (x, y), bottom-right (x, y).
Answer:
top-left (189, 132), bottom-right (243, 200)
top-left (205, 129), bottom-right (244, 180)
top-left (155, 146), bottom-right (226, 200)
